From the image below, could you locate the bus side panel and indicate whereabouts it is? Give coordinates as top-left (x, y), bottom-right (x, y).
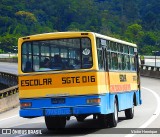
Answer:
top-left (116, 91), bottom-right (134, 111)
top-left (108, 71), bottom-right (139, 111)
top-left (135, 90), bottom-right (142, 105)
top-left (109, 90), bottom-right (141, 112)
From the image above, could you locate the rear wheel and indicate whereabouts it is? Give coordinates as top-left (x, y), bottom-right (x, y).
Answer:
top-left (99, 99), bottom-right (118, 128)
top-left (125, 105), bottom-right (134, 119)
top-left (45, 116), bottom-right (66, 130)
top-left (76, 115), bottom-right (88, 122)
top-left (98, 114), bottom-right (108, 128)
top-left (107, 99), bottom-right (118, 127)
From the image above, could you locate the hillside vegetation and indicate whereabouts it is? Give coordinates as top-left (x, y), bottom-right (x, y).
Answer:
top-left (0, 0), bottom-right (160, 55)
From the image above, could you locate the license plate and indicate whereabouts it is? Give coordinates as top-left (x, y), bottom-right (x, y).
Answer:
top-left (51, 98), bottom-right (65, 104)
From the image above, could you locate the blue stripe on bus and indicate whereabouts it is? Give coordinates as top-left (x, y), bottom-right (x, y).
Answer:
top-left (20, 90), bottom-right (141, 117)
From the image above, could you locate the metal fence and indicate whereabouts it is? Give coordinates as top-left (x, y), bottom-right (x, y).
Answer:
top-left (140, 65), bottom-right (160, 78)
top-left (0, 72), bottom-right (18, 87)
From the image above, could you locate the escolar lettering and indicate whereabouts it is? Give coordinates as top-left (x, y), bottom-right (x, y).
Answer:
top-left (21, 78), bottom-right (52, 86)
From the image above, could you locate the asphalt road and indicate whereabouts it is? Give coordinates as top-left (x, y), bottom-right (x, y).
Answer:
top-left (0, 62), bottom-right (160, 137)
top-left (0, 62), bottom-right (17, 74)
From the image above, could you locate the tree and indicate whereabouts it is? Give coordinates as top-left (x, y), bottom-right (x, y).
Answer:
top-left (0, 34), bottom-right (18, 53)
top-left (0, 49), bottom-right (4, 53)
top-left (142, 32), bottom-right (157, 46)
top-left (0, 0), bottom-right (159, 56)
top-left (141, 45), bottom-right (159, 55)
top-left (125, 24), bottom-right (144, 43)
top-left (15, 11), bottom-right (37, 25)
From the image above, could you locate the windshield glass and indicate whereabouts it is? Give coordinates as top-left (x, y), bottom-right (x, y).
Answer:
top-left (21, 38), bottom-right (93, 72)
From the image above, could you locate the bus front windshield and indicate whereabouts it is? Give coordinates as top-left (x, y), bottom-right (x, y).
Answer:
top-left (21, 38), bottom-right (93, 72)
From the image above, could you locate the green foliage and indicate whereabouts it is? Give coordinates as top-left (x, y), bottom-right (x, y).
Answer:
top-left (0, 49), bottom-right (4, 53)
top-left (11, 56), bottom-right (18, 59)
top-left (0, 34), bottom-right (19, 53)
top-left (0, 0), bottom-right (159, 55)
top-left (15, 11), bottom-right (37, 24)
top-left (125, 24), bottom-right (144, 43)
top-left (141, 45), bottom-right (159, 56)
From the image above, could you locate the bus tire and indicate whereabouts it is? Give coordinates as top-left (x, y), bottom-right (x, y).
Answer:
top-left (98, 114), bottom-right (108, 128)
top-left (76, 115), bottom-right (87, 122)
top-left (45, 116), bottom-right (66, 130)
top-left (107, 99), bottom-right (118, 127)
top-left (125, 105), bottom-right (134, 119)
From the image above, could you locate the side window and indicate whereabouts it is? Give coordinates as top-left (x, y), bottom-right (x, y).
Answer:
top-left (97, 49), bottom-right (104, 70)
top-left (111, 52), bottom-right (118, 70)
top-left (96, 38), bottom-right (137, 72)
top-left (124, 45), bottom-right (129, 54)
top-left (122, 54), bottom-right (126, 70)
top-left (130, 56), bottom-right (136, 71)
top-left (129, 47), bottom-right (134, 55)
top-left (126, 55), bottom-right (130, 70)
top-left (107, 52), bottom-right (111, 70)
top-left (118, 54), bottom-right (122, 70)
top-left (123, 55), bottom-right (129, 70)
top-left (96, 38), bottom-right (109, 71)
top-left (130, 47), bottom-right (137, 71)
top-left (119, 44), bottom-right (123, 52)
top-left (110, 41), bottom-right (117, 51)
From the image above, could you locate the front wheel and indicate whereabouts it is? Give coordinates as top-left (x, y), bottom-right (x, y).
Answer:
top-left (107, 99), bottom-right (118, 127)
top-left (45, 116), bottom-right (66, 130)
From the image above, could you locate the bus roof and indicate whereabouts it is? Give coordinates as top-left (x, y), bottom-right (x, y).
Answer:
top-left (94, 33), bottom-right (137, 47)
top-left (21, 31), bottom-right (137, 47)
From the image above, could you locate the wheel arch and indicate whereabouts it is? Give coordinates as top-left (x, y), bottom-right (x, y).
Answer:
top-left (133, 92), bottom-right (137, 106)
top-left (115, 95), bottom-right (119, 111)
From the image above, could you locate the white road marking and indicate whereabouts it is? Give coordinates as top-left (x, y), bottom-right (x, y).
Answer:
top-left (14, 134), bottom-right (29, 137)
top-left (139, 87), bottom-right (160, 128)
top-left (0, 115), bottom-right (19, 122)
top-left (125, 86), bottom-right (160, 137)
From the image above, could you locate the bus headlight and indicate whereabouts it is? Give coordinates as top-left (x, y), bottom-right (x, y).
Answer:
top-left (20, 102), bottom-right (32, 108)
top-left (86, 98), bottom-right (101, 104)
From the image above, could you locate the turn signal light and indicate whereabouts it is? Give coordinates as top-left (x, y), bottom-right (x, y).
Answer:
top-left (87, 98), bottom-right (101, 104)
top-left (20, 102), bottom-right (32, 108)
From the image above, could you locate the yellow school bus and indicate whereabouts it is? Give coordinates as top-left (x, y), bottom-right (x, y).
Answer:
top-left (18, 32), bottom-right (142, 129)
